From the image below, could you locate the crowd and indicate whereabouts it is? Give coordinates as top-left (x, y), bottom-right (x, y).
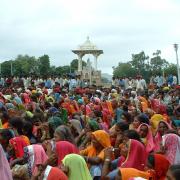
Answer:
top-left (0, 74), bottom-right (180, 180)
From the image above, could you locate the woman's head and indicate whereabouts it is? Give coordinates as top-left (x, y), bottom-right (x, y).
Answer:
top-left (91, 130), bottom-right (111, 150)
top-left (22, 121), bottom-right (33, 136)
top-left (54, 125), bottom-right (75, 144)
top-left (139, 124), bottom-right (148, 138)
top-left (133, 114), bottom-right (149, 129)
top-left (120, 140), bottom-right (130, 158)
top-left (158, 121), bottom-right (169, 136)
top-left (123, 130), bottom-right (141, 142)
top-left (9, 117), bottom-right (23, 135)
top-left (115, 122), bottom-right (129, 135)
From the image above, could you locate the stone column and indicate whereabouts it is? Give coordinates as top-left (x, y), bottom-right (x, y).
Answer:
top-left (94, 54), bottom-right (98, 71)
top-left (78, 54), bottom-right (83, 72)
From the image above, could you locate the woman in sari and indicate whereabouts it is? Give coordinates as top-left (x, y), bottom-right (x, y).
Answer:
top-left (80, 130), bottom-right (111, 179)
top-left (54, 125), bottom-right (76, 144)
top-left (42, 165), bottom-right (68, 180)
top-left (138, 123), bottom-right (155, 154)
top-left (0, 144), bottom-right (13, 180)
top-left (80, 130), bottom-right (111, 162)
top-left (161, 133), bottom-right (180, 165)
top-left (62, 154), bottom-right (92, 180)
top-left (8, 136), bottom-right (29, 160)
top-left (147, 154), bottom-right (170, 180)
top-left (119, 139), bottom-right (147, 170)
top-left (154, 120), bottom-right (171, 151)
top-left (24, 144), bottom-right (48, 177)
top-left (55, 141), bottom-right (79, 166)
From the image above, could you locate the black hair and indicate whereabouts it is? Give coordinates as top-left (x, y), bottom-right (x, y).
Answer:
top-left (23, 121), bottom-right (33, 136)
top-left (124, 129), bottom-right (141, 142)
top-left (116, 122), bottom-right (129, 132)
top-left (0, 129), bottom-right (14, 142)
top-left (169, 165), bottom-right (180, 180)
top-left (9, 117), bottom-right (23, 135)
top-left (136, 114), bottom-right (149, 125)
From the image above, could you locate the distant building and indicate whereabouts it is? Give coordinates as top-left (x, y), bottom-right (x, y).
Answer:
top-left (72, 37), bottom-right (103, 86)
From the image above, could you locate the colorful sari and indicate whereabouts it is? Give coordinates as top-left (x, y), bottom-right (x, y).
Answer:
top-left (62, 154), bottom-right (92, 180)
top-left (24, 144), bottom-right (48, 176)
top-left (120, 168), bottom-right (150, 180)
top-left (9, 136), bottom-right (28, 158)
top-left (43, 165), bottom-right (68, 180)
top-left (119, 139), bottom-right (147, 171)
top-left (153, 154), bottom-right (170, 180)
top-left (154, 121), bottom-right (172, 151)
top-left (55, 141), bottom-right (79, 165)
top-left (150, 114), bottom-right (164, 135)
top-left (162, 133), bottom-right (180, 165)
top-left (138, 123), bottom-right (155, 153)
top-left (0, 144), bottom-right (13, 180)
top-left (80, 130), bottom-right (111, 160)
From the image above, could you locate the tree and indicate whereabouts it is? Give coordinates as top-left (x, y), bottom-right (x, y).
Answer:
top-left (70, 59), bottom-right (86, 72)
top-left (113, 62), bottom-right (136, 77)
top-left (150, 50), bottom-right (169, 75)
top-left (130, 51), bottom-right (149, 74)
top-left (38, 55), bottom-right (50, 76)
top-left (164, 64), bottom-right (177, 76)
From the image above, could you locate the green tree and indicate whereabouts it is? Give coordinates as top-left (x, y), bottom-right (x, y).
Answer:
top-left (130, 51), bottom-right (149, 74)
top-left (164, 63), bottom-right (177, 76)
top-left (113, 62), bottom-right (136, 77)
top-left (70, 59), bottom-right (86, 72)
top-left (38, 55), bottom-right (50, 76)
top-left (150, 50), bottom-right (169, 75)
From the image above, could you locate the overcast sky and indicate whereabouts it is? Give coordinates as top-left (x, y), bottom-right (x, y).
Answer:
top-left (0, 0), bottom-right (180, 74)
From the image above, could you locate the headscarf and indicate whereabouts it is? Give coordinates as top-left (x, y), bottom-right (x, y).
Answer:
top-left (24, 144), bottom-right (48, 176)
top-left (80, 130), bottom-right (111, 160)
top-left (153, 154), bottom-right (170, 180)
top-left (154, 121), bottom-right (172, 151)
top-left (120, 168), bottom-right (150, 180)
top-left (150, 114), bottom-right (164, 134)
top-left (162, 133), bottom-right (180, 165)
top-left (88, 120), bottom-right (100, 131)
top-left (48, 116), bottom-right (63, 132)
top-left (62, 154), bottom-right (92, 180)
top-left (43, 165), bottom-right (68, 180)
top-left (120, 139), bottom-right (147, 171)
top-left (9, 136), bottom-right (28, 158)
top-left (138, 123), bottom-right (155, 154)
top-left (55, 141), bottom-right (79, 165)
top-left (70, 119), bottom-right (82, 135)
top-left (0, 144), bottom-right (13, 180)
top-left (92, 130), bottom-right (111, 148)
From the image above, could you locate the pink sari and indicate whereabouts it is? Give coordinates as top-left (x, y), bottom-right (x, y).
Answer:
top-left (138, 123), bottom-right (155, 154)
top-left (0, 145), bottom-right (13, 180)
top-left (154, 121), bottom-right (172, 151)
top-left (162, 133), bottom-right (180, 165)
top-left (55, 141), bottom-right (79, 165)
top-left (119, 139), bottom-right (147, 170)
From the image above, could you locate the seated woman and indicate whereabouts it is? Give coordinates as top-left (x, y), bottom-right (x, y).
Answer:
top-left (80, 130), bottom-right (111, 179)
top-left (138, 123), bottom-right (155, 154)
top-left (161, 133), bottom-right (180, 165)
top-left (54, 125), bottom-right (76, 145)
top-left (45, 140), bottom-right (79, 166)
top-left (8, 136), bottom-right (29, 162)
top-left (62, 154), bottom-right (92, 180)
top-left (154, 120), bottom-right (171, 151)
top-left (147, 154), bottom-right (170, 180)
top-left (130, 114), bottom-right (149, 130)
top-left (42, 165), bottom-right (68, 180)
top-left (102, 139), bottom-right (147, 179)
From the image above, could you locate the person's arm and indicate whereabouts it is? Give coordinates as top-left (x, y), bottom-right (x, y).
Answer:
top-left (101, 147), bottom-right (113, 179)
top-left (84, 156), bottom-right (102, 165)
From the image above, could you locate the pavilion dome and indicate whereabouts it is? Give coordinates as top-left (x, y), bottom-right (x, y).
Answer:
top-left (78, 36), bottom-right (98, 50)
